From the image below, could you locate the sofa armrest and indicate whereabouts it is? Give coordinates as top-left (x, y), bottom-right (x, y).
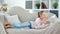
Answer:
top-left (0, 22), bottom-right (7, 34)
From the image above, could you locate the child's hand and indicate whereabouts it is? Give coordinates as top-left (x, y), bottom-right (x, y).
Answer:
top-left (44, 20), bottom-right (48, 24)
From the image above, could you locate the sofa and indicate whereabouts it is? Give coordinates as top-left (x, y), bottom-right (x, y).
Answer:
top-left (0, 6), bottom-right (60, 34)
top-left (0, 22), bottom-right (6, 34)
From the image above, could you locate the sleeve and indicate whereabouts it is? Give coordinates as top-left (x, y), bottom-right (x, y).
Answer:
top-left (34, 18), bottom-right (41, 28)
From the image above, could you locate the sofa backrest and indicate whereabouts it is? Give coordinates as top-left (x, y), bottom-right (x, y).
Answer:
top-left (6, 6), bottom-right (57, 22)
top-left (0, 13), bottom-right (5, 23)
top-left (6, 6), bottom-right (38, 22)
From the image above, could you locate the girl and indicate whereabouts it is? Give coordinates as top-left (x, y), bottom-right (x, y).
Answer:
top-left (34, 11), bottom-right (48, 28)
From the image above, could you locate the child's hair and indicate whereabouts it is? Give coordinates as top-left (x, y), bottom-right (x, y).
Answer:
top-left (38, 11), bottom-right (44, 17)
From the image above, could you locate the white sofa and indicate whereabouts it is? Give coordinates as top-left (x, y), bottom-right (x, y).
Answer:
top-left (0, 22), bottom-right (6, 34)
top-left (0, 6), bottom-right (60, 34)
top-left (6, 6), bottom-right (48, 34)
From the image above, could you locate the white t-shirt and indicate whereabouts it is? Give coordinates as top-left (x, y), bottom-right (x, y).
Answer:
top-left (34, 18), bottom-right (45, 28)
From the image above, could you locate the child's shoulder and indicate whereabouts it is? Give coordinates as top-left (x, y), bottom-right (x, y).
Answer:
top-left (37, 18), bottom-right (40, 19)
top-left (36, 18), bottom-right (40, 20)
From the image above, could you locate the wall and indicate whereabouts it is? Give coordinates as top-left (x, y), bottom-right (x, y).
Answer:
top-left (4, 0), bottom-right (25, 10)
top-left (59, 0), bottom-right (60, 19)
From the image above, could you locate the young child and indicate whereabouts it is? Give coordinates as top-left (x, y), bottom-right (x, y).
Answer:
top-left (34, 11), bottom-right (48, 28)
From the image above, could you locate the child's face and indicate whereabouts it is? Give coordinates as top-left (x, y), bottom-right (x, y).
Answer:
top-left (40, 12), bottom-right (46, 19)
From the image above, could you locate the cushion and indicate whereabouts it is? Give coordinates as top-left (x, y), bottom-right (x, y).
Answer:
top-left (5, 15), bottom-right (21, 25)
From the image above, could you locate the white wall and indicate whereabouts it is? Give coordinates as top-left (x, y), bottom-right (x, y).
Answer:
top-left (4, 0), bottom-right (25, 10)
top-left (59, 0), bottom-right (60, 19)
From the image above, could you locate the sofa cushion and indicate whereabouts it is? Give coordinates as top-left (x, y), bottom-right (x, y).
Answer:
top-left (5, 15), bottom-right (21, 25)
